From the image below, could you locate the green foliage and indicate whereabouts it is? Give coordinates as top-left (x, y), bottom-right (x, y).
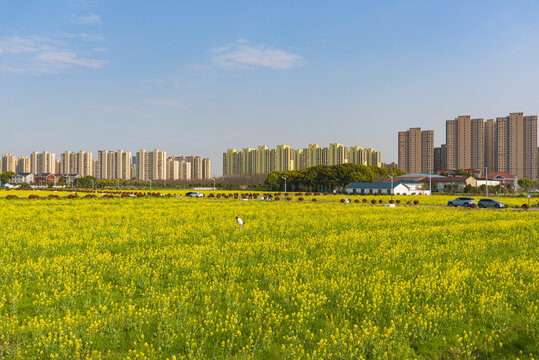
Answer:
top-left (264, 164), bottom-right (404, 191)
top-left (75, 176), bottom-right (98, 188)
top-left (0, 171), bottom-right (15, 184)
top-left (518, 178), bottom-right (533, 190)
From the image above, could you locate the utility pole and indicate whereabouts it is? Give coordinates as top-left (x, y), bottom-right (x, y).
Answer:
top-left (212, 177), bottom-right (216, 199)
top-left (282, 176), bottom-right (287, 197)
top-left (485, 167), bottom-right (488, 197)
top-left (389, 173), bottom-right (394, 201)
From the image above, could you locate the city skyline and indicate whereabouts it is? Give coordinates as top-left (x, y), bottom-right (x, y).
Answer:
top-left (223, 143), bottom-right (381, 175)
top-left (398, 112), bottom-right (538, 180)
top-left (3, 1), bottom-right (539, 174)
top-left (1, 149), bottom-right (211, 182)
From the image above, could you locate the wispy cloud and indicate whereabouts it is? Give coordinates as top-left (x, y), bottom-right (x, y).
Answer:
top-left (70, 13), bottom-right (102, 25)
top-left (34, 51), bottom-right (106, 69)
top-left (62, 32), bottom-right (105, 42)
top-left (211, 39), bottom-right (305, 70)
top-left (145, 79), bottom-right (197, 88)
top-left (0, 35), bottom-right (107, 74)
top-left (145, 98), bottom-right (186, 109)
top-left (92, 104), bottom-right (155, 119)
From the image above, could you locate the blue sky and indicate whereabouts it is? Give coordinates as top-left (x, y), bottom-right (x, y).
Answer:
top-left (2, 0), bottom-right (539, 174)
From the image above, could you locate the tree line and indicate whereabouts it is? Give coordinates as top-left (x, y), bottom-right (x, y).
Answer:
top-left (264, 164), bottom-right (404, 192)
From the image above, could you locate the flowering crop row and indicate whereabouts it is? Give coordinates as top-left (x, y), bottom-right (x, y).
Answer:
top-left (0, 199), bottom-right (537, 358)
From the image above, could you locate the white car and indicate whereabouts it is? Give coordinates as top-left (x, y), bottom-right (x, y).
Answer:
top-left (185, 192), bottom-right (204, 198)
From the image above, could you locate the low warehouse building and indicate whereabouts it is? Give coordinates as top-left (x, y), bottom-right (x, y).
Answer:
top-left (345, 180), bottom-right (431, 195)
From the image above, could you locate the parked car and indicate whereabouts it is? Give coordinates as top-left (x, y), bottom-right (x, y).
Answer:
top-left (447, 197), bottom-right (476, 207)
top-left (477, 198), bottom-right (505, 209)
top-left (185, 192), bottom-right (204, 198)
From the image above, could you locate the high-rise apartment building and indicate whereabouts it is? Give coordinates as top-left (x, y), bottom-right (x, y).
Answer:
top-left (97, 150), bottom-right (110, 179)
top-left (365, 148), bottom-right (382, 167)
top-left (16, 156), bottom-right (31, 173)
top-left (256, 146), bottom-right (273, 174)
top-left (60, 151), bottom-right (93, 177)
top-left (493, 113), bottom-right (537, 179)
top-left (275, 145), bottom-right (293, 171)
top-left (30, 151), bottom-right (56, 174)
top-left (223, 143), bottom-right (380, 175)
top-left (60, 151), bottom-right (73, 174)
top-left (484, 119), bottom-right (496, 172)
top-left (136, 149), bottom-right (167, 181)
top-left (408, 112), bottom-right (539, 179)
top-left (75, 151), bottom-right (94, 177)
top-left (96, 150), bottom-right (132, 180)
top-left (433, 144), bottom-right (447, 173)
top-left (348, 146), bottom-right (365, 165)
top-left (398, 128), bottom-right (434, 173)
top-left (328, 143), bottom-right (345, 166)
top-left (202, 158), bottom-right (211, 179)
top-left (445, 116), bottom-right (484, 171)
top-left (166, 155), bottom-right (208, 181)
top-left (166, 157), bottom-right (193, 181)
top-left (1, 153), bottom-right (17, 172)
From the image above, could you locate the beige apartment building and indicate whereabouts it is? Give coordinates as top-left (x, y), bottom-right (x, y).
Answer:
top-left (1, 153), bottom-right (17, 172)
top-left (30, 151), bottom-right (56, 174)
top-left (16, 156), bottom-right (31, 173)
top-left (398, 128), bottom-right (434, 173)
top-left (166, 157), bottom-right (192, 181)
top-left (223, 143), bottom-right (381, 176)
top-left (493, 113), bottom-right (537, 179)
top-left (170, 155), bottom-right (211, 181)
top-left (136, 149), bottom-right (167, 181)
top-left (96, 150), bottom-right (132, 180)
top-left (418, 112), bottom-right (538, 180)
top-left (445, 116), bottom-right (484, 171)
top-left (59, 151), bottom-right (94, 177)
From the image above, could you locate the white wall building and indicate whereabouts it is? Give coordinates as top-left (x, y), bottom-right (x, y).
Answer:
top-left (345, 180), bottom-right (431, 195)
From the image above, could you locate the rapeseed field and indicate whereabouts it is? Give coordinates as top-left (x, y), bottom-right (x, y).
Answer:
top-left (0, 198), bottom-right (537, 359)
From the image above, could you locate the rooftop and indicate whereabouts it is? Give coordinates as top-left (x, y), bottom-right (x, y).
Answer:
top-left (346, 179), bottom-right (421, 189)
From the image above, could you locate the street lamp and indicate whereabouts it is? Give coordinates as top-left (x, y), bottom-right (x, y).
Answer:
top-left (282, 176), bottom-right (287, 197)
top-left (149, 179), bottom-right (152, 194)
top-left (389, 173), bottom-right (394, 201)
top-left (485, 167), bottom-right (488, 197)
top-left (116, 179), bottom-right (119, 191)
top-left (212, 177), bottom-right (216, 199)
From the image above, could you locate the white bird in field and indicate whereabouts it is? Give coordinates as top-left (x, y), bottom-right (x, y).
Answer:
top-left (236, 216), bottom-right (245, 230)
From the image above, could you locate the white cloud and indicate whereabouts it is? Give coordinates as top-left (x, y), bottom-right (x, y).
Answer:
top-left (145, 79), bottom-right (196, 87)
top-left (211, 39), bottom-right (305, 70)
top-left (92, 104), bottom-right (156, 119)
top-left (0, 35), bottom-right (107, 74)
top-left (70, 13), bottom-right (102, 25)
top-left (144, 98), bottom-right (186, 109)
top-left (34, 51), bottom-right (106, 69)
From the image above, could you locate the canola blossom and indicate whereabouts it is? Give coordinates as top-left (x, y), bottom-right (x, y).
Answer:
top-left (0, 197), bottom-right (537, 359)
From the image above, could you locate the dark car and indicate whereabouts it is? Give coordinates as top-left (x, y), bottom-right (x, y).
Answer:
top-left (447, 197), bottom-right (476, 207)
top-left (185, 192), bottom-right (204, 198)
top-left (477, 198), bottom-right (505, 209)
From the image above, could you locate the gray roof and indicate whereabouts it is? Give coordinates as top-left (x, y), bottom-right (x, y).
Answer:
top-left (346, 179), bottom-right (421, 189)
top-left (399, 173), bottom-right (447, 179)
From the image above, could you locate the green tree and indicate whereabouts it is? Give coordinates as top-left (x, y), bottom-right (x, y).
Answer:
top-left (518, 178), bottom-right (533, 191)
top-left (0, 171), bottom-right (15, 184)
top-left (78, 176), bottom-right (98, 188)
